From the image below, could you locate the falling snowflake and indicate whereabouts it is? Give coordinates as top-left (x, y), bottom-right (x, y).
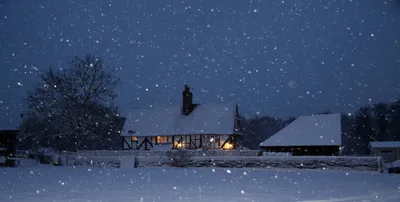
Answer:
top-left (288, 80), bottom-right (297, 88)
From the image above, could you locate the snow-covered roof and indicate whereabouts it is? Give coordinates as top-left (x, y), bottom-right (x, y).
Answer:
top-left (260, 113), bottom-right (342, 147)
top-left (369, 141), bottom-right (400, 148)
top-left (121, 104), bottom-right (237, 137)
top-left (389, 160), bottom-right (400, 168)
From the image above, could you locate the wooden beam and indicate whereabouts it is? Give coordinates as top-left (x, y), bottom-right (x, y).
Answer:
top-left (138, 138), bottom-right (146, 150)
top-left (122, 137), bottom-right (132, 150)
top-left (138, 137), bottom-right (153, 150)
top-left (190, 139), bottom-right (197, 149)
top-left (146, 137), bottom-right (153, 150)
top-left (200, 134), bottom-right (203, 149)
top-left (232, 135), bottom-right (238, 149)
top-left (172, 136), bottom-right (183, 149)
top-left (221, 135), bottom-right (232, 149)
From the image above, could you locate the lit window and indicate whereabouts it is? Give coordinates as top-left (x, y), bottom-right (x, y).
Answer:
top-left (131, 136), bottom-right (138, 142)
top-left (223, 143), bottom-right (234, 150)
top-left (175, 141), bottom-right (184, 148)
top-left (157, 136), bottom-right (168, 144)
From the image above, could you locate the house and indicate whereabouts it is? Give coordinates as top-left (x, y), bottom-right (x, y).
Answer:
top-left (121, 85), bottom-right (241, 150)
top-left (259, 113), bottom-right (342, 156)
top-left (369, 141), bottom-right (400, 163)
top-left (0, 129), bottom-right (19, 167)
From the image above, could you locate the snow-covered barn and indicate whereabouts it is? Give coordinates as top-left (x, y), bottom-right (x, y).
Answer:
top-left (259, 113), bottom-right (342, 156)
top-left (121, 85), bottom-right (241, 150)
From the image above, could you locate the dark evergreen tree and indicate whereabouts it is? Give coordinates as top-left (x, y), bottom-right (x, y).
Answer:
top-left (373, 103), bottom-right (389, 141)
top-left (352, 106), bottom-right (374, 154)
top-left (388, 100), bottom-right (400, 141)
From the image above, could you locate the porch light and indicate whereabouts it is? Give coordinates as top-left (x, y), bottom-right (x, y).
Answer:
top-left (176, 142), bottom-right (184, 148)
top-left (223, 143), bottom-right (234, 150)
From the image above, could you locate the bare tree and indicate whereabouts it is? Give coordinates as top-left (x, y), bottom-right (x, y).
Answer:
top-left (22, 54), bottom-right (121, 151)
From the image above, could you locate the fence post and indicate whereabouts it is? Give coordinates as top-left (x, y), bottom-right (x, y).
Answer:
top-left (378, 157), bottom-right (383, 173)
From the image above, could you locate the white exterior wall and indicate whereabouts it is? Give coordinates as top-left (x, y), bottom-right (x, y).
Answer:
top-left (122, 136), bottom-right (131, 149)
top-left (220, 134), bottom-right (230, 148)
top-left (122, 136), bottom-right (142, 150)
top-left (136, 136), bottom-right (146, 150)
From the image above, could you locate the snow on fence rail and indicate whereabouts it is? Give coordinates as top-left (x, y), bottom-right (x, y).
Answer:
top-left (77, 150), bottom-right (260, 157)
top-left (135, 155), bottom-right (384, 172)
top-left (75, 152), bottom-right (384, 172)
top-left (198, 156), bottom-right (384, 172)
top-left (59, 151), bottom-right (79, 166)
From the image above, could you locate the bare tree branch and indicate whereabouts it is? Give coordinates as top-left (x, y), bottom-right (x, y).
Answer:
top-left (21, 54), bottom-right (121, 151)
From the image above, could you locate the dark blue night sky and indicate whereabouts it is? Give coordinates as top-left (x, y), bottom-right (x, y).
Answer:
top-left (1, 0), bottom-right (400, 128)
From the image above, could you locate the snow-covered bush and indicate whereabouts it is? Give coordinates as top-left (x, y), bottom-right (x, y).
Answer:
top-left (262, 152), bottom-right (292, 156)
top-left (166, 149), bottom-right (192, 167)
top-left (35, 147), bottom-right (61, 165)
top-left (84, 159), bottom-right (119, 168)
top-left (238, 146), bottom-right (250, 150)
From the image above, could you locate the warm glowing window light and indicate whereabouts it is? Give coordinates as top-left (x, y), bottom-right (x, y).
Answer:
top-left (223, 143), bottom-right (234, 150)
top-left (157, 136), bottom-right (168, 144)
top-left (175, 142), bottom-right (184, 148)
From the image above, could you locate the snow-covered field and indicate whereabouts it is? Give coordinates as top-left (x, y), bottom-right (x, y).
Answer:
top-left (1, 160), bottom-right (400, 202)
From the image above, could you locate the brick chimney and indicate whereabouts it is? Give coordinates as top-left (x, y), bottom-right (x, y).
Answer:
top-left (182, 84), bottom-right (193, 115)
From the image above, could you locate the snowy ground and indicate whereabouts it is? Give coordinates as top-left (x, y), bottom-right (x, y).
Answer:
top-left (1, 160), bottom-right (400, 202)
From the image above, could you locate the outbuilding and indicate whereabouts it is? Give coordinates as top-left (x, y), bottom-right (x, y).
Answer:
top-left (0, 129), bottom-right (19, 167)
top-left (259, 113), bottom-right (342, 156)
top-left (369, 141), bottom-right (400, 163)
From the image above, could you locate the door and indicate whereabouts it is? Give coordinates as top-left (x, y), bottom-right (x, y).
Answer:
top-left (397, 148), bottom-right (400, 161)
top-left (379, 149), bottom-right (395, 163)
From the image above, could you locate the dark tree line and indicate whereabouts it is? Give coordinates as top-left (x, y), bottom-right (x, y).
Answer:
top-left (238, 116), bottom-right (295, 149)
top-left (239, 100), bottom-right (400, 155)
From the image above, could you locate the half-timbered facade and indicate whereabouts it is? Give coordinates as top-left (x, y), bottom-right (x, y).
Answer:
top-left (121, 85), bottom-right (241, 150)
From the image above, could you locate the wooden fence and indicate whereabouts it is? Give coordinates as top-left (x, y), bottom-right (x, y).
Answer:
top-left (77, 150), bottom-right (261, 157)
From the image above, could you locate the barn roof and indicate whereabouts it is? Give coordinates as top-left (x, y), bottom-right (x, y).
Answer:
top-left (260, 113), bottom-right (342, 147)
top-left (369, 141), bottom-right (400, 148)
top-left (121, 103), bottom-right (237, 137)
